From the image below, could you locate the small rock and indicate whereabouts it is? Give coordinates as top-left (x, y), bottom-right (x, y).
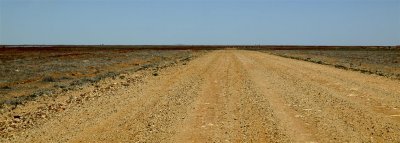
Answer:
top-left (152, 73), bottom-right (159, 76)
top-left (10, 122), bottom-right (17, 128)
top-left (349, 88), bottom-right (359, 91)
top-left (347, 94), bottom-right (357, 97)
top-left (295, 115), bottom-right (304, 118)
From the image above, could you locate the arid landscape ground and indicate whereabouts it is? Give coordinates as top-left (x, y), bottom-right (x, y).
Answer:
top-left (1, 46), bottom-right (400, 142)
top-left (0, 47), bottom-right (200, 109)
top-left (266, 48), bottom-right (400, 80)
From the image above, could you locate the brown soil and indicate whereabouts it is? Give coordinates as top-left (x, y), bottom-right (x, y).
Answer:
top-left (1, 50), bottom-right (400, 142)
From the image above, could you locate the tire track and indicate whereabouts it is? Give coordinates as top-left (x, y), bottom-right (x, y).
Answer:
top-left (238, 50), bottom-right (400, 142)
top-left (234, 52), bottom-right (317, 142)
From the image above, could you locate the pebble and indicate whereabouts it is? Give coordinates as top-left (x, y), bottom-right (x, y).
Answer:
top-left (347, 94), bottom-right (357, 97)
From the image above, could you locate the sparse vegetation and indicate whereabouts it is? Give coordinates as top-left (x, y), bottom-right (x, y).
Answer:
top-left (42, 76), bottom-right (57, 82)
top-left (0, 47), bottom-right (203, 108)
top-left (266, 49), bottom-right (400, 80)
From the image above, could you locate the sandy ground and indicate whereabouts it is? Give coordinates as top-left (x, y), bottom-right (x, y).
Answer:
top-left (3, 50), bottom-right (400, 142)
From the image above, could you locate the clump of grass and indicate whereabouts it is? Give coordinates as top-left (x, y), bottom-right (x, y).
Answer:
top-left (0, 86), bottom-right (12, 90)
top-left (42, 76), bottom-right (57, 82)
top-left (1, 98), bottom-right (23, 107)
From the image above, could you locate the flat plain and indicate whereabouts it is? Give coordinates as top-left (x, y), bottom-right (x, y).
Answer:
top-left (1, 46), bottom-right (400, 142)
top-left (0, 47), bottom-right (199, 108)
top-left (267, 49), bottom-right (400, 80)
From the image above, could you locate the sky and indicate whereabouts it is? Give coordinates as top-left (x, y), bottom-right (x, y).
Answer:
top-left (0, 0), bottom-right (399, 45)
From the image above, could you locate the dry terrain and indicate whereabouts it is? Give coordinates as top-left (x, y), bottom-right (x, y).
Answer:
top-left (266, 49), bottom-right (400, 79)
top-left (0, 48), bottom-right (200, 108)
top-left (1, 50), bottom-right (400, 142)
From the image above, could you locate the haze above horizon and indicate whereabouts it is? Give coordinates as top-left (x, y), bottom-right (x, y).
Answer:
top-left (0, 0), bottom-right (399, 46)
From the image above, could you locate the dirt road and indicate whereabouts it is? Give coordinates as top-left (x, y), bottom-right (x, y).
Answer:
top-left (6, 50), bottom-right (400, 142)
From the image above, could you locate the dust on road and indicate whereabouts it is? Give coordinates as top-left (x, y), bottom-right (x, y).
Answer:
top-left (5, 50), bottom-right (400, 142)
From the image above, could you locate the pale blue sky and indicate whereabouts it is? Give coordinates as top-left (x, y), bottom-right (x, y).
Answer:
top-left (0, 0), bottom-right (399, 45)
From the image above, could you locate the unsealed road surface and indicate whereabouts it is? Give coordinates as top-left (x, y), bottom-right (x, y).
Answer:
top-left (9, 50), bottom-right (400, 142)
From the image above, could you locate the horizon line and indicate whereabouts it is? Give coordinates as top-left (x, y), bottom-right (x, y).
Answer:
top-left (1, 44), bottom-right (399, 47)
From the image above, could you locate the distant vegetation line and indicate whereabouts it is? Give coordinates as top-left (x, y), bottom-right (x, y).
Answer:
top-left (0, 45), bottom-right (399, 50)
